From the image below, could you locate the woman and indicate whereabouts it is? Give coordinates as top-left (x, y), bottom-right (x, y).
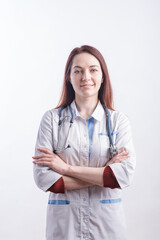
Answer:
top-left (32, 45), bottom-right (136, 240)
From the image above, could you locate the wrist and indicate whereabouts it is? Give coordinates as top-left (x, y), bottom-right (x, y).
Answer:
top-left (63, 163), bottom-right (72, 176)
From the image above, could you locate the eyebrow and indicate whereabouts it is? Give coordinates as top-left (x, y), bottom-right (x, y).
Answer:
top-left (73, 65), bottom-right (100, 69)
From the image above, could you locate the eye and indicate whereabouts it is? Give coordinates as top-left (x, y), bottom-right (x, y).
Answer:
top-left (74, 70), bottom-right (82, 74)
top-left (91, 69), bottom-right (97, 72)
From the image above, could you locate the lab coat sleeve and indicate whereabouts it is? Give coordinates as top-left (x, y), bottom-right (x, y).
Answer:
top-left (33, 110), bottom-right (62, 191)
top-left (109, 112), bottom-right (136, 189)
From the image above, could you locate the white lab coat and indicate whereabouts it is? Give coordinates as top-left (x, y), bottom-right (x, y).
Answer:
top-left (33, 100), bottom-right (136, 240)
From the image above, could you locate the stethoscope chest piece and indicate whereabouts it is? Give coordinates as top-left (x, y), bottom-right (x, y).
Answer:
top-left (109, 144), bottom-right (118, 158)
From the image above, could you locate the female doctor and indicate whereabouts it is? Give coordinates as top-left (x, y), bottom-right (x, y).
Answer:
top-left (32, 45), bottom-right (136, 240)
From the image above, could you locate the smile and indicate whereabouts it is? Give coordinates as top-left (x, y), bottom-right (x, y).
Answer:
top-left (80, 84), bottom-right (94, 87)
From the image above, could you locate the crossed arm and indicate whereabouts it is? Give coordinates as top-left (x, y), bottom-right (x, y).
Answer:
top-left (32, 147), bottom-right (129, 192)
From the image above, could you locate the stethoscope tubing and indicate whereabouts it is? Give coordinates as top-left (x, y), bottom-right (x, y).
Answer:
top-left (56, 104), bottom-right (117, 157)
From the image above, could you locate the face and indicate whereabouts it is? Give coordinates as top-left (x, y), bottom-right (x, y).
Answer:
top-left (70, 52), bottom-right (103, 100)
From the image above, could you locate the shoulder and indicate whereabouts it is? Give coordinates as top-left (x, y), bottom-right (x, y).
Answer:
top-left (108, 109), bottom-right (131, 130)
top-left (109, 109), bottom-right (129, 121)
top-left (40, 106), bottom-right (72, 126)
top-left (40, 108), bottom-right (60, 127)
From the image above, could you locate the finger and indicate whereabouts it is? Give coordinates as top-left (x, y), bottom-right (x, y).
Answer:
top-left (112, 153), bottom-right (129, 162)
top-left (33, 158), bottom-right (52, 164)
top-left (117, 151), bottom-right (129, 157)
top-left (37, 147), bottom-right (53, 154)
top-left (115, 155), bottom-right (129, 162)
top-left (118, 147), bottom-right (126, 154)
top-left (119, 153), bottom-right (129, 157)
top-left (115, 154), bottom-right (129, 160)
top-left (32, 153), bottom-right (53, 159)
top-left (33, 161), bottom-right (51, 167)
top-left (32, 154), bottom-right (45, 159)
top-left (118, 148), bottom-right (124, 154)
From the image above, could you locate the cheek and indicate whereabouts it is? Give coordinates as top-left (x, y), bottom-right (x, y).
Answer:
top-left (96, 79), bottom-right (103, 89)
top-left (70, 76), bottom-right (80, 86)
top-left (70, 80), bottom-right (79, 92)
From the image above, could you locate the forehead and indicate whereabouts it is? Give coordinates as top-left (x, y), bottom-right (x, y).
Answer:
top-left (71, 52), bottom-right (101, 68)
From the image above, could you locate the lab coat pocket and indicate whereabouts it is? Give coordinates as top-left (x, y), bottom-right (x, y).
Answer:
top-left (89, 200), bottom-right (126, 240)
top-left (46, 202), bottom-right (70, 240)
top-left (46, 201), bottom-right (80, 240)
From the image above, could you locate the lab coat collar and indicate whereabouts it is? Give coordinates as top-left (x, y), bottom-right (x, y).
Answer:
top-left (70, 99), bottom-right (106, 122)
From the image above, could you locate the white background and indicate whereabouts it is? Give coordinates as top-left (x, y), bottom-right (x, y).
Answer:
top-left (0, 0), bottom-right (160, 239)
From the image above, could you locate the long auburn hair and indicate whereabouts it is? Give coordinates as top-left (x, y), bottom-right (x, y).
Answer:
top-left (55, 45), bottom-right (114, 110)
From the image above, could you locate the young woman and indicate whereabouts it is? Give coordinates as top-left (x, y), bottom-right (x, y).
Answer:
top-left (32, 45), bottom-right (136, 240)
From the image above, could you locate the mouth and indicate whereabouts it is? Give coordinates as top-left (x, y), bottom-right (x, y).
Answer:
top-left (80, 84), bottom-right (94, 87)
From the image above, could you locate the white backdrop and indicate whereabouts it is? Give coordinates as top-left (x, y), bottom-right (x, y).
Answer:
top-left (0, 0), bottom-right (160, 239)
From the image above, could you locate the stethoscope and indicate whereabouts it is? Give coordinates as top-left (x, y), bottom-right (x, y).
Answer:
top-left (53, 104), bottom-right (118, 158)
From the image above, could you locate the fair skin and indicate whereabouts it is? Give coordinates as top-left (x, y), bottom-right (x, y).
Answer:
top-left (69, 52), bottom-right (103, 119)
top-left (32, 147), bottom-right (129, 187)
top-left (32, 52), bottom-right (129, 190)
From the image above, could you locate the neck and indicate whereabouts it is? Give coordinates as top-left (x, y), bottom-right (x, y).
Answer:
top-left (75, 95), bottom-right (99, 120)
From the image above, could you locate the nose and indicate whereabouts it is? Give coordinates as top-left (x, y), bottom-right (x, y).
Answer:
top-left (82, 69), bottom-right (91, 81)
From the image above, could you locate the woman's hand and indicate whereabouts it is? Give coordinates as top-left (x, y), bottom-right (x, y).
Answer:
top-left (32, 148), bottom-right (68, 175)
top-left (106, 147), bottom-right (129, 166)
